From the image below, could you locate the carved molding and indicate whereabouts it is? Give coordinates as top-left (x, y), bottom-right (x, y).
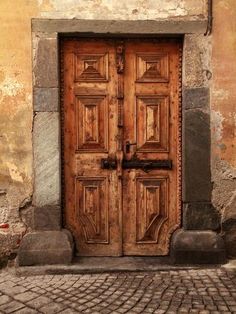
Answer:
top-left (75, 53), bottom-right (109, 82)
top-left (75, 176), bottom-right (109, 244)
top-left (116, 42), bottom-right (125, 74)
top-left (75, 95), bottom-right (108, 152)
top-left (136, 53), bottom-right (169, 83)
top-left (135, 177), bottom-right (169, 244)
top-left (136, 95), bottom-right (169, 152)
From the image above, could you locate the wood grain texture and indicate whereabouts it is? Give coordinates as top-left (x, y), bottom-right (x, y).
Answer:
top-left (62, 39), bottom-right (181, 256)
top-left (122, 40), bottom-right (181, 255)
top-left (62, 39), bottom-right (121, 256)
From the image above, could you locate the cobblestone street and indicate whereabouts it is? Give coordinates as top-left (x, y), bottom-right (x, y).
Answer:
top-left (0, 268), bottom-right (235, 313)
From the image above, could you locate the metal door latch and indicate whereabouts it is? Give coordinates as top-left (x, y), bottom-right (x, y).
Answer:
top-left (122, 159), bottom-right (172, 171)
top-left (101, 158), bottom-right (117, 169)
top-left (101, 157), bottom-right (172, 171)
top-left (125, 141), bottom-right (137, 153)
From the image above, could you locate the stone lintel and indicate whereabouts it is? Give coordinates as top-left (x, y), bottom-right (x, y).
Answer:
top-left (183, 202), bottom-right (220, 231)
top-left (18, 230), bottom-right (73, 266)
top-left (171, 230), bottom-right (226, 264)
top-left (32, 19), bottom-right (207, 35)
top-left (33, 87), bottom-right (59, 112)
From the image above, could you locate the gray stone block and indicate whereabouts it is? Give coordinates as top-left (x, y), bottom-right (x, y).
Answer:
top-left (223, 224), bottom-right (236, 258)
top-left (183, 202), bottom-right (220, 230)
top-left (183, 109), bottom-right (211, 202)
top-left (33, 87), bottom-right (59, 112)
top-left (0, 256), bottom-right (8, 269)
top-left (171, 229), bottom-right (226, 264)
top-left (18, 230), bottom-right (73, 266)
top-left (183, 87), bottom-right (209, 110)
top-left (34, 37), bottom-right (58, 88)
top-left (32, 19), bottom-right (207, 34)
top-left (222, 191), bottom-right (236, 227)
top-left (33, 112), bottom-right (61, 207)
top-left (183, 34), bottom-right (211, 88)
top-left (33, 206), bottom-right (61, 231)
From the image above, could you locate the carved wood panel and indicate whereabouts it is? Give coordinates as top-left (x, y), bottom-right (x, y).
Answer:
top-left (136, 53), bottom-right (169, 82)
top-left (76, 177), bottom-right (109, 243)
top-left (75, 53), bottom-right (109, 82)
top-left (136, 95), bottom-right (169, 152)
top-left (62, 39), bottom-right (181, 257)
top-left (76, 96), bottom-right (108, 152)
top-left (136, 177), bottom-right (168, 243)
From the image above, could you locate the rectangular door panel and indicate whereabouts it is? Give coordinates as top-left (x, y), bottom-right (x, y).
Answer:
top-left (135, 176), bottom-right (169, 244)
top-left (136, 95), bottom-right (169, 152)
top-left (76, 95), bottom-right (108, 152)
top-left (76, 176), bottom-right (109, 244)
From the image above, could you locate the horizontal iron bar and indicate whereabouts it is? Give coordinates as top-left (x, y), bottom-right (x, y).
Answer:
top-left (101, 158), bottom-right (172, 170)
top-left (122, 159), bottom-right (172, 170)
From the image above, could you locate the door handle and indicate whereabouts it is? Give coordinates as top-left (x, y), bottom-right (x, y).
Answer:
top-left (125, 141), bottom-right (137, 153)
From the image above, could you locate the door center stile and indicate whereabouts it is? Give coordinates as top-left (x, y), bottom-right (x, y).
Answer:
top-left (116, 41), bottom-right (125, 178)
top-left (116, 41), bottom-right (125, 253)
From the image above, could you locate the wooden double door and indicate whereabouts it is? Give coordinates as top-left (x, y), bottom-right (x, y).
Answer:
top-left (62, 38), bottom-right (181, 256)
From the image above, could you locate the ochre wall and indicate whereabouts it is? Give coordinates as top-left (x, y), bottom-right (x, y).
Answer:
top-left (0, 0), bottom-right (235, 259)
top-left (211, 0), bottom-right (236, 256)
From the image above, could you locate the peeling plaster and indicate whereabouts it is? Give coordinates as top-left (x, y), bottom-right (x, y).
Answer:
top-left (211, 0), bottom-right (236, 258)
top-left (5, 162), bottom-right (24, 183)
top-left (37, 0), bottom-right (207, 20)
top-left (223, 190), bottom-right (236, 222)
top-left (212, 159), bottom-right (236, 213)
top-left (212, 89), bottom-right (230, 101)
top-left (211, 110), bottom-right (224, 142)
top-left (0, 76), bottom-right (24, 98)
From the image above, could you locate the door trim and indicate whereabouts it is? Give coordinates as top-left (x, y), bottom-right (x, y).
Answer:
top-left (18, 18), bottom-right (218, 265)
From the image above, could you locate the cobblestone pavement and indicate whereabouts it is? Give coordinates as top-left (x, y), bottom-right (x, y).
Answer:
top-left (0, 268), bottom-right (235, 313)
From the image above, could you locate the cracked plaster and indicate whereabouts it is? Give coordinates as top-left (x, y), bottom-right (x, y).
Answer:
top-left (0, 0), bottom-right (236, 261)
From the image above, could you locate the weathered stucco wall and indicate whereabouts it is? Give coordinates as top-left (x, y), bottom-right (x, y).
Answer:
top-left (211, 0), bottom-right (236, 257)
top-left (0, 0), bottom-right (235, 263)
top-left (0, 2), bottom-right (38, 264)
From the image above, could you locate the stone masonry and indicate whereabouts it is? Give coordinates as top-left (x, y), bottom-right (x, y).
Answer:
top-left (0, 267), bottom-right (236, 313)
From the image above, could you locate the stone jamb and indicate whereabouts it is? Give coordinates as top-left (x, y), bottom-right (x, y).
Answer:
top-left (17, 18), bottom-right (226, 265)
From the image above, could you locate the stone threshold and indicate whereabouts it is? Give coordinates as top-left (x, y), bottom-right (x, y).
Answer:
top-left (13, 257), bottom-right (223, 276)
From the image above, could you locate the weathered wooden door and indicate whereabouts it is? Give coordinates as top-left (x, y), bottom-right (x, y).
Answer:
top-left (62, 39), bottom-right (181, 256)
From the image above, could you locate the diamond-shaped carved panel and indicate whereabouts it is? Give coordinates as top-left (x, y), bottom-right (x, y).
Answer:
top-left (75, 54), bottom-right (109, 82)
top-left (76, 96), bottom-right (108, 152)
top-left (76, 177), bottom-right (109, 244)
top-left (136, 177), bottom-right (168, 243)
top-left (136, 96), bottom-right (169, 152)
top-left (136, 53), bottom-right (169, 82)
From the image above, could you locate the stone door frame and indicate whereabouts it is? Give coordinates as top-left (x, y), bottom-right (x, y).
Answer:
top-left (18, 19), bottom-right (226, 266)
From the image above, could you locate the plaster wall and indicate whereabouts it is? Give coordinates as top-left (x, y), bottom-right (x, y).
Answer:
top-left (0, 0), bottom-right (235, 262)
top-left (211, 0), bottom-right (236, 257)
